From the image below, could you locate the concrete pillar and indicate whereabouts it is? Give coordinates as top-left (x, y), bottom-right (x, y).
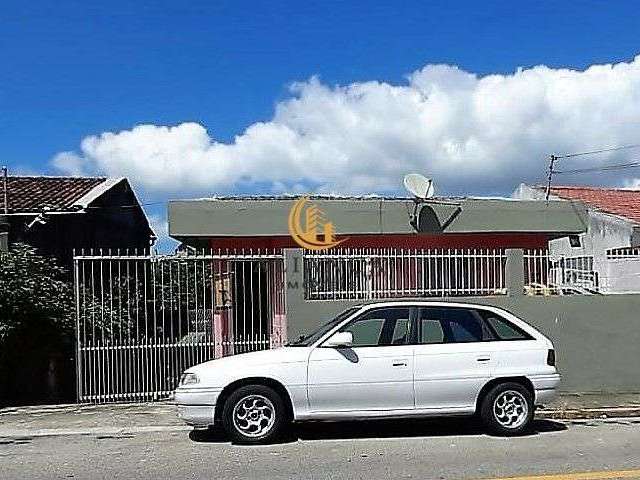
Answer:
top-left (213, 310), bottom-right (228, 358)
top-left (505, 248), bottom-right (525, 297)
top-left (270, 257), bottom-right (288, 347)
top-left (284, 248), bottom-right (304, 340)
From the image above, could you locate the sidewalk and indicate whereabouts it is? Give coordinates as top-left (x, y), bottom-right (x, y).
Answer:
top-left (540, 392), bottom-right (640, 420)
top-left (0, 402), bottom-right (187, 439)
top-left (0, 393), bottom-right (638, 439)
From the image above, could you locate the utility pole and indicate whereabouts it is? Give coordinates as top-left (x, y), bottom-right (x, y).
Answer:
top-left (545, 154), bottom-right (557, 201)
top-left (2, 166), bottom-right (7, 214)
top-left (0, 166), bottom-right (8, 252)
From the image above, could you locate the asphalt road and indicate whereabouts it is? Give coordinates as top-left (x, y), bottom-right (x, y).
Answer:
top-left (1, 418), bottom-right (639, 480)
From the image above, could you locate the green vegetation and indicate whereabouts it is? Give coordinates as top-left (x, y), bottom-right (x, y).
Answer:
top-left (0, 244), bottom-right (75, 344)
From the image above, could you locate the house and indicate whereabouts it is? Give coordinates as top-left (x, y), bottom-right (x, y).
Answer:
top-left (0, 175), bottom-right (155, 406)
top-left (0, 175), bottom-right (155, 269)
top-left (167, 195), bottom-right (589, 348)
top-left (514, 184), bottom-right (640, 293)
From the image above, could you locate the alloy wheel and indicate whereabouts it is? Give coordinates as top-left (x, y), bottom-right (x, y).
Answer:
top-left (232, 394), bottom-right (276, 438)
top-left (493, 390), bottom-right (529, 429)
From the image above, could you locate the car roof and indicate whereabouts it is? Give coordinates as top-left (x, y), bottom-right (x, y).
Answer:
top-left (355, 300), bottom-right (505, 310)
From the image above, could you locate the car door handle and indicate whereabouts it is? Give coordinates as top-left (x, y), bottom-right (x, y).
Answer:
top-left (476, 356), bottom-right (491, 362)
top-left (392, 360), bottom-right (408, 367)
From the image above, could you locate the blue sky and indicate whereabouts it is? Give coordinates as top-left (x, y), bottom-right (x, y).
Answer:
top-left (3, 1), bottom-right (640, 248)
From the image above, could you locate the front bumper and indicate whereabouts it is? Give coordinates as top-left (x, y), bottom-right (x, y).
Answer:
top-left (174, 387), bottom-right (222, 427)
top-left (177, 404), bottom-right (216, 427)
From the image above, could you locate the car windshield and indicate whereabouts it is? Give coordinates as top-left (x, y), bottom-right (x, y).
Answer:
top-left (286, 307), bottom-right (361, 346)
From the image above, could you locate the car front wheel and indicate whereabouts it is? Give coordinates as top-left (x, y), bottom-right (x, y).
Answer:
top-left (480, 382), bottom-right (534, 436)
top-left (221, 384), bottom-right (287, 444)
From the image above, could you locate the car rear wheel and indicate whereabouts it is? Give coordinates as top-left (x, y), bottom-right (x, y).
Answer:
top-left (221, 384), bottom-right (287, 444)
top-left (480, 382), bottom-right (534, 436)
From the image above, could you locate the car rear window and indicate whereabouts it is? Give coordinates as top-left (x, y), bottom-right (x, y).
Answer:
top-left (478, 310), bottom-right (534, 341)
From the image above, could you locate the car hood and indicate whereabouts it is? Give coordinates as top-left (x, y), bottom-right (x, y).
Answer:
top-left (183, 347), bottom-right (311, 387)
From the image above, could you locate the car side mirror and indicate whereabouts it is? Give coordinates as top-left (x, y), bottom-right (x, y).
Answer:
top-left (323, 331), bottom-right (353, 348)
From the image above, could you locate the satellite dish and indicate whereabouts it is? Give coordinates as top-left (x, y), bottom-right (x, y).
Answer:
top-left (404, 173), bottom-right (434, 199)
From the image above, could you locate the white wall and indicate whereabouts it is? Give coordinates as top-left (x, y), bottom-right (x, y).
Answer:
top-left (604, 259), bottom-right (640, 293)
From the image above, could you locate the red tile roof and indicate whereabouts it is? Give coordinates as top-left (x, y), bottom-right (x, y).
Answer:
top-left (0, 176), bottom-right (107, 213)
top-left (548, 185), bottom-right (640, 224)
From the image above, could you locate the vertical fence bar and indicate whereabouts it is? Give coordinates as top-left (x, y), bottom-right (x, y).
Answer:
top-left (74, 252), bottom-right (82, 402)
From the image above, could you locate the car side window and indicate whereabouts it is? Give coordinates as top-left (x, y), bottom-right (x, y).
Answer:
top-left (391, 318), bottom-right (410, 345)
top-left (419, 309), bottom-right (446, 344)
top-left (341, 308), bottom-right (411, 347)
top-left (446, 308), bottom-right (492, 342)
top-left (345, 318), bottom-right (385, 346)
top-left (418, 307), bottom-right (495, 344)
top-left (478, 310), bottom-right (533, 341)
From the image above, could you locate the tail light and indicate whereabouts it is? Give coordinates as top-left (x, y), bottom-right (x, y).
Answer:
top-left (547, 349), bottom-right (556, 367)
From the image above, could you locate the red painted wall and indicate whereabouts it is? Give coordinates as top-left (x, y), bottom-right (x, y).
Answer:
top-left (207, 233), bottom-right (548, 250)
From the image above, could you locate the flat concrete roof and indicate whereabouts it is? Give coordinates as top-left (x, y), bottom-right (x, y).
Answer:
top-left (168, 196), bottom-right (589, 239)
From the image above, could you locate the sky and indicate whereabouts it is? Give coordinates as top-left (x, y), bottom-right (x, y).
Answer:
top-left (3, 1), bottom-right (640, 249)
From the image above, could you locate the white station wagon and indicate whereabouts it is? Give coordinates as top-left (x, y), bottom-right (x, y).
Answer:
top-left (175, 302), bottom-right (560, 443)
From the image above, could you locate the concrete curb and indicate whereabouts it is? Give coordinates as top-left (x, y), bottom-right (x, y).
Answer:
top-left (0, 425), bottom-right (192, 440)
top-left (0, 401), bottom-right (175, 415)
top-left (537, 407), bottom-right (640, 420)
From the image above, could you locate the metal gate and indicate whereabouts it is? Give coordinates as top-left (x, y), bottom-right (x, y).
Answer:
top-left (73, 249), bottom-right (286, 403)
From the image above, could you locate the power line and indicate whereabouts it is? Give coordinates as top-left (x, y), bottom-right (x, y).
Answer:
top-left (545, 144), bottom-right (640, 199)
top-left (555, 144), bottom-right (640, 159)
top-left (553, 161), bottom-right (640, 175)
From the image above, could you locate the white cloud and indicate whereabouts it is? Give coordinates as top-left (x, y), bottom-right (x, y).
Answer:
top-left (147, 213), bottom-right (177, 252)
top-left (53, 56), bottom-right (640, 197)
top-left (623, 178), bottom-right (640, 190)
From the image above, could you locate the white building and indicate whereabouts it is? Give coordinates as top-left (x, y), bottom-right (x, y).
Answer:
top-left (515, 184), bottom-right (640, 294)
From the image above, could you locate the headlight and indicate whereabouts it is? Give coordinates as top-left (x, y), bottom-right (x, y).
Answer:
top-left (179, 372), bottom-right (200, 386)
